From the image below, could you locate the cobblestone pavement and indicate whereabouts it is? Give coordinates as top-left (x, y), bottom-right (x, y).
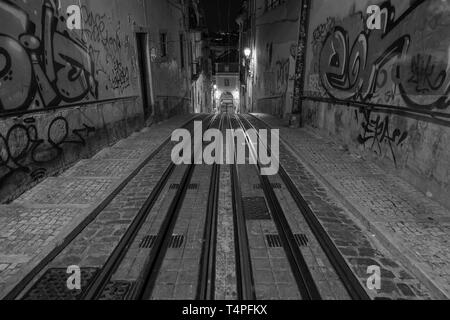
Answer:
top-left (251, 113), bottom-right (449, 299)
top-left (0, 115), bottom-right (195, 298)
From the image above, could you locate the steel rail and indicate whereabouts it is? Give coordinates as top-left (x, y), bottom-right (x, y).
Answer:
top-left (235, 115), bottom-right (321, 300)
top-left (228, 114), bottom-right (256, 300)
top-left (133, 115), bottom-right (219, 300)
top-left (246, 114), bottom-right (371, 300)
top-left (4, 114), bottom-right (205, 301)
top-left (196, 115), bottom-right (224, 300)
top-left (85, 115), bottom-right (213, 299)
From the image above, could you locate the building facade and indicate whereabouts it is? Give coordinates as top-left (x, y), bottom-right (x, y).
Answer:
top-left (238, 0), bottom-right (450, 208)
top-left (0, 0), bottom-right (209, 203)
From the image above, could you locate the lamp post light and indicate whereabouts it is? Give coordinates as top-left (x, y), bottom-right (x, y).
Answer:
top-left (244, 47), bottom-right (251, 59)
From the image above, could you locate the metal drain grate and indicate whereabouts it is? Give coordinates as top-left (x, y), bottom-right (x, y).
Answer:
top-left (266, 234), bottom-right (282, 248)
top-left (169, 184), bottom-right (180, 190)
top-left (242, 197), bottom-right (271, 220)
top-left (22, 268), bottom-right (99, 300)
top-left (265, 234), bottom-right (309, 248)
top-left (139, 235), bottom-right (157, 248)
top-left (253, 183), bottom-right (282, 190)
top-left (169, 184), bottom-right (198, 190)
top-left (294, 234), bottom-right (309, 247)
top-left (188, 184), bottom-right (199, 190)
top-left (140, 235), bottom-right (185, 249)
top-left (99, 281), bottom-right (135, 300)
top-left (169, 234), bottom-right (185, 248)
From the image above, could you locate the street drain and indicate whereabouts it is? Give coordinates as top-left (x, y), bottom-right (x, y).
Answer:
top-left (243, 197), bottom-right (271, 220)
top-left (169, 235), bottom-right (184, 249)
top-left (253, 183), bottom-right (282, 190)
top-left (140, 235), bottom-right (185, 249)
top-left (265, 234), bottom-right (309, 248)
top-left (169, 184), bottom-right (198, 190)
top-left (169, 184), bottom-right (180, 190)
top-left (294, 234), bottom-right (309, 247)
top-left (139, 235), bottom-right (157, 248)
top-left (266, 234), bottom-right (282, 248)
top-left (22, 268), bottom-right (99, 300)
top-left (99, 281), bottom-right (135, 300)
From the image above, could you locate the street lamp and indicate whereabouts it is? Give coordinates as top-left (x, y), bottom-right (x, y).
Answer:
top-left (244, 47), bottom-right (251, 59)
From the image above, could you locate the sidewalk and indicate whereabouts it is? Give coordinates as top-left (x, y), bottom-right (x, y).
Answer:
top-left (0, 114), bottom-right (194, 298)
top-left (253, 113), bottom-right (450, 299)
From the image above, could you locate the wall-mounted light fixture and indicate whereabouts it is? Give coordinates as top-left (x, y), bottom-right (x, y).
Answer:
top-left (244, 47), bottom-right (252, 59)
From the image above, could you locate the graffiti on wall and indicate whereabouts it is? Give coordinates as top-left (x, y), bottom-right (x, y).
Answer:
top-left (304, 0), bottom-right (450, 164)
top-left (0, 0), bottom-right (99, 115)
top-left (0, 115), bottom-right (95, 183)
top-left (311, 0), bottom-right (449, 111)
top-left (355, 109), bottom-right (408, 164)
top-left (80, 5), bottom-right (133, 93)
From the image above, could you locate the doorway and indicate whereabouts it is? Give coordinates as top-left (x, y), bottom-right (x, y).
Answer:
top-left (136, 32), bottom-right (153, 119)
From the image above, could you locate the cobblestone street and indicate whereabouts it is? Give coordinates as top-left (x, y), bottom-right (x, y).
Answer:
top-left (0, 113), bottom-right (447, 300)
top-left (0, 115), bottom-right (194, 298)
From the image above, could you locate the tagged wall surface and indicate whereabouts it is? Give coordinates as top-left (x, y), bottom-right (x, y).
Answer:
top-left (302, 0), bottom-right (450, 207)
top-left (0, 0), bottom-right (148, 202)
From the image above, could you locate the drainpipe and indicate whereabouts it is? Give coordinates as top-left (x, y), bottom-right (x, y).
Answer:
top-left (291, 0), bottom-right (311, 128)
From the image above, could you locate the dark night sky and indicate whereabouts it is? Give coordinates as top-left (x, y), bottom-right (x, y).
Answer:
top-left (200, 0), bottom-right (243, 32)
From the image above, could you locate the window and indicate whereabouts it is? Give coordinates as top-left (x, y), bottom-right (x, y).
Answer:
top-left (179, 34), bottom-right (185, 69)
top-left (224, 79), bottom-right (230, 87)
top-left (160, 32), bottom-right (167, 57)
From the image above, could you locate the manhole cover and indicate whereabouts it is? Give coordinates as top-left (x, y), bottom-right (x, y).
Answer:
top-left (98, 281), bottom-right (135, 300)
top-left (242, 197), bottom-right (271, 220)
top-left (22, 268), bottom-right (99, 300)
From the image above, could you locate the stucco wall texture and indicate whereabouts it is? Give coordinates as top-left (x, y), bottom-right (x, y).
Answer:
top-left (0, 0), bottom-right (191, 203)
top-left (253, 0), bottom-right (449, 208)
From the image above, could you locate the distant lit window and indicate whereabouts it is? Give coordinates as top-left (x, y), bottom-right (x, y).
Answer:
top-left (224, 79), bottom-right (230, 87)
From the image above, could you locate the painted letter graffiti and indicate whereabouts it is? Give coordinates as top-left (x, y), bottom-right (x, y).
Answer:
top-left (317, 0), bottom-right (449, 110)
top-left (0, 0), bottom-right (98, 114)
top-left (0, 115), bottom-right (95, 183)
